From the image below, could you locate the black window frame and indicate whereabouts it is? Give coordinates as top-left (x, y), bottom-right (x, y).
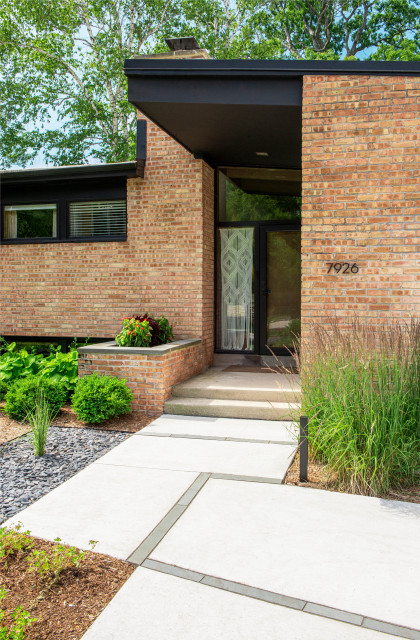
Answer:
top-left (1, 196), bottom-right (127, 245)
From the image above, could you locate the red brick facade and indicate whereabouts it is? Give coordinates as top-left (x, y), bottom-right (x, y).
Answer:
top-left (0, 118), bottom-right (214, 365)
top-left (78, 340), bottom-right (205, 414)
top-left (301, 74), bottom-right (420, 334)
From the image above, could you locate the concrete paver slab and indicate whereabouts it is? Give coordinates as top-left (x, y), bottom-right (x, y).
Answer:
top-left (4, 464), bottom-right (198, 559)
top-left (97, 433), bottom-right (296, 480)
top-left (81, 567), bottom-right (400, 640)
top-left (151, 479), bottom-right (420, 630)
top-left (141, 414), bottom-right (297, 442)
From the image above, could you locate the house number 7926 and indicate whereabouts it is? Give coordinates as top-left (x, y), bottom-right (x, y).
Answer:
top-left (326, 262), bottom-right (359, 274)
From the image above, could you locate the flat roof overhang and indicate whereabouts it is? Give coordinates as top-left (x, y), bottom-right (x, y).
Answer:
top-left (0, 161), bottom-right (137, 185)
top-left (124, 59), bottom-right (420, 170)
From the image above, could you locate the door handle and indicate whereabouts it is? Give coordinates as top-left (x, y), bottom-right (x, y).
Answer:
top-left (263, 288), bottom-right (271, 295)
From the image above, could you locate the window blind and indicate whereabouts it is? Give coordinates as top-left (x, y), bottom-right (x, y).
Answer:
top-left (69, 200), bottom-right (126, 238)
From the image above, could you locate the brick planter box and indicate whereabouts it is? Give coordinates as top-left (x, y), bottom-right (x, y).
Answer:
top-left (77, 338), bottom-right (205, 414)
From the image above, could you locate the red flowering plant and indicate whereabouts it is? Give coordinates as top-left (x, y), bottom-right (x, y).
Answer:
top-left (115, 314), bottom-right (173, 348)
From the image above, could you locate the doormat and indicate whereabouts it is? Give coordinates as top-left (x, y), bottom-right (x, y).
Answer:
top-left (223, 365), bottom-right (298, 374)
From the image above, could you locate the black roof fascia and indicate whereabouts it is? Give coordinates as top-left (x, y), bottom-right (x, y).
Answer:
top-left (124, 58), bottom-right (420, 77)
top-left (0, 162), bottom-right (137, 185)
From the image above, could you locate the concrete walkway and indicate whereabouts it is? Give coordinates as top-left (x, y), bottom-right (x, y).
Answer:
top-left (5, 415), bottom-right (420, 640)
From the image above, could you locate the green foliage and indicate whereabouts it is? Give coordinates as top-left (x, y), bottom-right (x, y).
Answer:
top-left (2, 0), bottom-right (419, 168)
top-left (0, 589), bottom-right (36, 640)
top-left (27, 538), bottom-right (96, 588)
top-left (37, 349), bottom-right (78, 397)
top-left (299, 318), bottom-right (420, 496)
top-left (71, 373), bottom-right (133, 423)
top-left (115, 314), bottom-right (173, 348)
top-left (0, 524), bottom-right (33, 563)
top-left (266, 0), bottom-right (420, 60)
top-left (0, 341), bottom-right (78, 400)
top-left (222, 176), bottom-right (301, 223)
top-left (0, 342), bottom-right (40, 399)
top-left (115, 317), bottom-right (152, 348)
top-left (27, 390), bottom-right (54, 456)
top-left (4, 376), bottom-right (67, 423)
top-left (155, 316), bottom-right (174, 345)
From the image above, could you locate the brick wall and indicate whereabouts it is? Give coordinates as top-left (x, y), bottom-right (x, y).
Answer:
top-left (0, 118), bottom-right (215, 364)
top-left (78, 341), bottom-right (205, 414)
top-left (301, 74), bottom-right (420, 334)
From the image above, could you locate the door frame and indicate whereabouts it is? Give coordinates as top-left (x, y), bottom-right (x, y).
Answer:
top-left (215, 220), bottom-right (300, 355)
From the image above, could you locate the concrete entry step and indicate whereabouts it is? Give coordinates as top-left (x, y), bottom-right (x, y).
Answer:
top-left (171, 368), bottom-right (300, 403)
top-left (163, 397), bottom-right (299, 421)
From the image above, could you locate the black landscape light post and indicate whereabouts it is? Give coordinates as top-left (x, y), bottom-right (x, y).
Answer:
top-left (299, 416), bottom-right (308, 483)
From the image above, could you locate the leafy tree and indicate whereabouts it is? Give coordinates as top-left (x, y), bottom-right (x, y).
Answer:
top-left (0, 0), bottom-right (419, 168)
top-left (264, 0), bottom-right (420, 60)
top-left (0, 0), bottom-right (184, 167)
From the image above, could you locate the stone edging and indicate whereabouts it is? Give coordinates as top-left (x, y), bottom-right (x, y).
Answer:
top-left (77, 338), bottom-right (201, 356)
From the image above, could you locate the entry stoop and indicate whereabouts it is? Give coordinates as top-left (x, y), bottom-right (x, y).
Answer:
top-left (164, 368), bottom-right (300, 421)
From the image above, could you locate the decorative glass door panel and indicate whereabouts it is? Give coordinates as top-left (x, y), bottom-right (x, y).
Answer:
top-left (262, 228), bottom-right (301, 352)
top-left (217, 227), bottom-right (254, 351)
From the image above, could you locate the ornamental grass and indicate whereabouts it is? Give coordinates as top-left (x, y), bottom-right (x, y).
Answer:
top-left (296, 318), bottom-right (420, 496)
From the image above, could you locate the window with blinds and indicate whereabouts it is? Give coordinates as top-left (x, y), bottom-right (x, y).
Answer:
top-left (68, 200), bottom-right (127, 238)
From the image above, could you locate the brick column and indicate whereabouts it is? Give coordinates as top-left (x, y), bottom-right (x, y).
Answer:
top-left (301, 74), bottom-right (420, 336)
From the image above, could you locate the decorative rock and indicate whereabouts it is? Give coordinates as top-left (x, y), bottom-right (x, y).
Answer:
top-left (0, 427), bottom-right (127, 523)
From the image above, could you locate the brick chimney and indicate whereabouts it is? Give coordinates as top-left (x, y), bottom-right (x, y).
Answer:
top-left (135, 37), bottom-right (210, 60)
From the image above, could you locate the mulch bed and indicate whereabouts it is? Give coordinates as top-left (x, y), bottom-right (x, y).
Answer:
top-left (0, 403), bottom-right (157, 445)
top-left (0, 410), bottom-right (30, 445)
top-left (285, 451), bottom-right (420, 504)
top-left (1, 537), bottom-right (134, 640)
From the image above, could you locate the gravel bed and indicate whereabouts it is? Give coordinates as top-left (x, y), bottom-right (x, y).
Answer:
top-left (0, 426), bottom-right (128, 523)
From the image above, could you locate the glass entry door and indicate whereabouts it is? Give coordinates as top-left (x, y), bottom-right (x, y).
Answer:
top-left (260, 226), bottom-right (301, 354)
top-left (216, 224), bottom-right (301, 354)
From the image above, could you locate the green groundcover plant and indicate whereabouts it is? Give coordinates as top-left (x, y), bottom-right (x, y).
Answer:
top-left (4, 376), bottom-right (67, 423)
top-left (297, 318), bottom-right (420, 496)
top-left (0, 340), bottom-right (78, 399)
top-left (115, 314), bottom-right (173, 348)
top-left (71, 373), bottom-right (133, 423)
top-left (0, 588), bottom-right (36, 640)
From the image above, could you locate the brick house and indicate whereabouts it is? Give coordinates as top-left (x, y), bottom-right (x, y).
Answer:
top-left (0, 42), bottom-right (419, 409)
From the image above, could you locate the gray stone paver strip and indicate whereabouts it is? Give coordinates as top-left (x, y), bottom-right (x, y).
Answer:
top-left (362, 619), bottom-right (420, 640)
top-left (138, 559), bottom-right (420, 640)
top-left (304, 602), bottom-right (364, 625)
top-left (200, 575), bottom-right (306, 610)
top-left (142, 558), bottom-right (205, 582)
top-left (137, 432), bottom-right (296, 445)
top-left (128, 472), bottom-right (211, 565)
top-left (210, 472), bottom-right (285, 484)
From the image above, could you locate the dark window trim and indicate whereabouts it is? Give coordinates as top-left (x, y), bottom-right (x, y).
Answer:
top-left (1, 197), bottom-right (127, 245)
top-left (214, 168), bottom-right (302, 356)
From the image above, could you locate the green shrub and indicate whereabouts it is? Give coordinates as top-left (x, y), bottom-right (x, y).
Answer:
top-left (4, 376), bottom-right (67, 423)
top-left (71, 373), bottom-right (133, 423)
top-left (298, 318), bottom-right (420, 496)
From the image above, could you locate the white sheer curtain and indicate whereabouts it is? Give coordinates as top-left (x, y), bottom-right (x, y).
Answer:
top-left (219, 227), bottom-right (254, 350)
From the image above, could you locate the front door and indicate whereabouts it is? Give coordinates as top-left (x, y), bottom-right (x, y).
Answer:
top-left (216, 223), bottom-right (301, 355)
top-left (260, 226), bottom-right (301, 355)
